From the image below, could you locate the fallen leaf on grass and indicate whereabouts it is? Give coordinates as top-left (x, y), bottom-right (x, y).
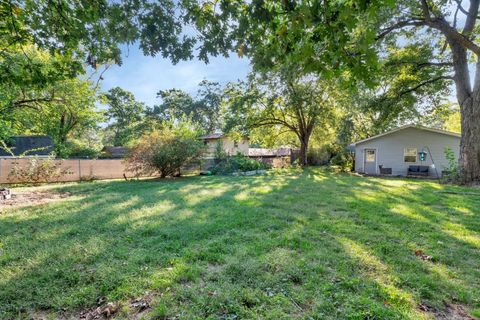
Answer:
top-left (80, 302), bottom-right (120, 319)
top-left (415, 249), bottom-right (433, 261)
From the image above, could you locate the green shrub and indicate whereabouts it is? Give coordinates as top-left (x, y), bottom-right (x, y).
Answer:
top-left (212, 153), bottom-right (270, 175)
top-left (307, 146), bottom-right (331, 165)
top-left (329, 145), bottom-right (354, 172)
top-left (213, 140), bottom-right (228, 161)
top-left (441, 146), bottom-right (460, 183)
top-left (8, 156), bottom-right (73, 184)
top-left (126, 125), bottom-right (204, 178)
top-left (64, 139), bottom-right (102, 159)
top-left (0, 140), bottom-right (73, 184)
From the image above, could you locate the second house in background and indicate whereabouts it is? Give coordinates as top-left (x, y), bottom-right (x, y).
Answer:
top-left (199, 133), bottom-right (249, 158)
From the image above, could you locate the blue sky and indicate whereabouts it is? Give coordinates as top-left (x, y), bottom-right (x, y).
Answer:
top-left (98, 45), bottom-right (251, 106)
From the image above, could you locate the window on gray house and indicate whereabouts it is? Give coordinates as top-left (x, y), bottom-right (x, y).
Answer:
top-left (404, 148), bottom-right (417, 162)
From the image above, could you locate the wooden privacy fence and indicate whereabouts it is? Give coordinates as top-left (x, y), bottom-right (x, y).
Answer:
top-left (0, 159), bottom-right (136, 184)
top-left (0, 154), bottom-right (291, 184)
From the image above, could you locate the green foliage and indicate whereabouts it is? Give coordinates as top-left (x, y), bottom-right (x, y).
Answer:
top-left (307, 147), bottom-right (331, 166)
top-left (103, 87), bottom-right (145, 147)
top-left (213, 140), bottom-right (228, 161)
top-left (442, 147), bottom-right (460, 183)
top-left (65, 136), bottom-right (103, 159)
top-left (0, 45), bottom-right (84, 115)
top-left (0, 0), bottom-right (190, 67)
top-left (0, 45), bottom-right (103, 158)
top-left (8, 156), bottom-right (72, 184)
top-left (350, 44), bottom-right (452, 132)
top-left (223, 69), bottom-right (339, 165)
top-left (442, 111), bottom-right (461, 134)
top-left (329, 146), bottom-right (355, 172)
top-left (148, 80), bottom-right (222, 133)
top-left (212, 153), bottom-right (270, 175)
top-left (181, 1), bottom-right (382, 78)
top-left (126, 119), bottom-right (204, 178)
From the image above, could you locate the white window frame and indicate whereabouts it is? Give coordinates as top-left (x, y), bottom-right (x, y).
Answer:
top-left (365, 149), bottom-right (376, 162)
top-left (404, 148), bottom-right (417, 163)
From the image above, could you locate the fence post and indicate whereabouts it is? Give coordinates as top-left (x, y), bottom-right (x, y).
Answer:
top-left (78, 159), bottom-right (82, 181)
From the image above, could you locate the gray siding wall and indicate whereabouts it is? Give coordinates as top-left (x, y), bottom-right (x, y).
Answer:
top-left (354, 127), bottom-right (460, 177)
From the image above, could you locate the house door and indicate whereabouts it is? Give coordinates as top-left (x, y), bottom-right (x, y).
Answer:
top-left (364, 149), bottom-right (377, 174)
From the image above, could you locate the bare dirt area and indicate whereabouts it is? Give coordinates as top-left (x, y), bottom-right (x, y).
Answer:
top-left (27, 293), bottom-right (157, 320)
top-left (0, 190), bottom-right (70, 208)
top-left (419, 302), bottom-right (477, 320)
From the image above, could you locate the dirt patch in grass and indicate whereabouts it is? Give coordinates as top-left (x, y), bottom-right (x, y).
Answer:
top-left (77, 292), bottom-right (158, 320)
top-left (26, 293), bottom-right (157, 320)
top-left (0, 190), bottom-right (70, 208)
top-left (420, 302), bottom-right (477, 320)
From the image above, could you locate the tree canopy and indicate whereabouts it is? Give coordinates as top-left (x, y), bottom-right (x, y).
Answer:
top-left (224, 69), bottom-right (339, 165)
top-left (148, 80), bottom-right (222, 133)
top-left (0, 45), bottom-right (102, 156)
top-left (103, 87), bottom-right (146, 147)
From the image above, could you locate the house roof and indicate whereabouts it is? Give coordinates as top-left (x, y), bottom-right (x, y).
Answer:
top-left (0, 135), bottom-right (54, 157)
top-left (199, 133), bottom-right (224, 140)
top-left (248, 148), bottom-right (292, 157)
top-left (350, 125), bottom-right (461, 146)
top-left (102, 146), bottom-right (128, 158)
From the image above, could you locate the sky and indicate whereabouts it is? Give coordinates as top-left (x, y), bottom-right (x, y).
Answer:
top-left (98, 45), bottom-right (251, 107)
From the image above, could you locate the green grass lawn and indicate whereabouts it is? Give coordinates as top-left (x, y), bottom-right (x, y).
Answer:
top-left (1, 168), bottom-right (480, 319)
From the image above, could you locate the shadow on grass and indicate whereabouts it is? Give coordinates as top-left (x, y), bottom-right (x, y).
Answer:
top-left (0, 169), bottom-right (479, 319)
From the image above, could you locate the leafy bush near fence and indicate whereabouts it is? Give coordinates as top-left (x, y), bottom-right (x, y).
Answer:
top-left (126, 124), bottom-right (204, 178)
top-left (0, 140), bottom-right (72, 184)
top-left (212, 153), bottom-right (271, 175)
top-left (8, 156), bottom-right (73, 183)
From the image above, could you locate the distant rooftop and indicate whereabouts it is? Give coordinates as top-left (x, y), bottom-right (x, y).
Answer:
top-left (0, 135), bottom-right (54, 157)
top-left (102, 146), bottom-right (128, 158)
top-left (199, 133), bottom-right (224, 140)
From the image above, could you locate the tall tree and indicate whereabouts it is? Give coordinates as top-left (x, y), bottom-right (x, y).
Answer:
top-left (148, 89), bottom-right (195, 123)
top-left (103, 87), bottom-right (145, 146)
top-left (0, 45), bottom-right (102, 156)
top-left (20, 77), bottom-right (102, 156)
top-left (224, 70), bottom-right (338, 166)
top-left (148, 80), bottom-right (222, 133)
top-left (195, 80), bottom-right (222, 133)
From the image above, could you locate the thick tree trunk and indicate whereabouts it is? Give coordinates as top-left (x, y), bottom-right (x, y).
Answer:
top-left (300, 139), bottom-right (308, 166)
top-left (459, 90), bottom-right (480, 183)
top-left (450, 41), bottom-right (480, 183)
top-left (297, 124), bottom-right (314, 166)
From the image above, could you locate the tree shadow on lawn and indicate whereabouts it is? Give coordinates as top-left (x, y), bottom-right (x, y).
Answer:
top-left (0, 170), bottom-right (479, 319)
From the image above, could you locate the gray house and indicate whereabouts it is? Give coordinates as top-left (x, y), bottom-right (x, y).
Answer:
top-left (351, 125), bottom-right (460, 177)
